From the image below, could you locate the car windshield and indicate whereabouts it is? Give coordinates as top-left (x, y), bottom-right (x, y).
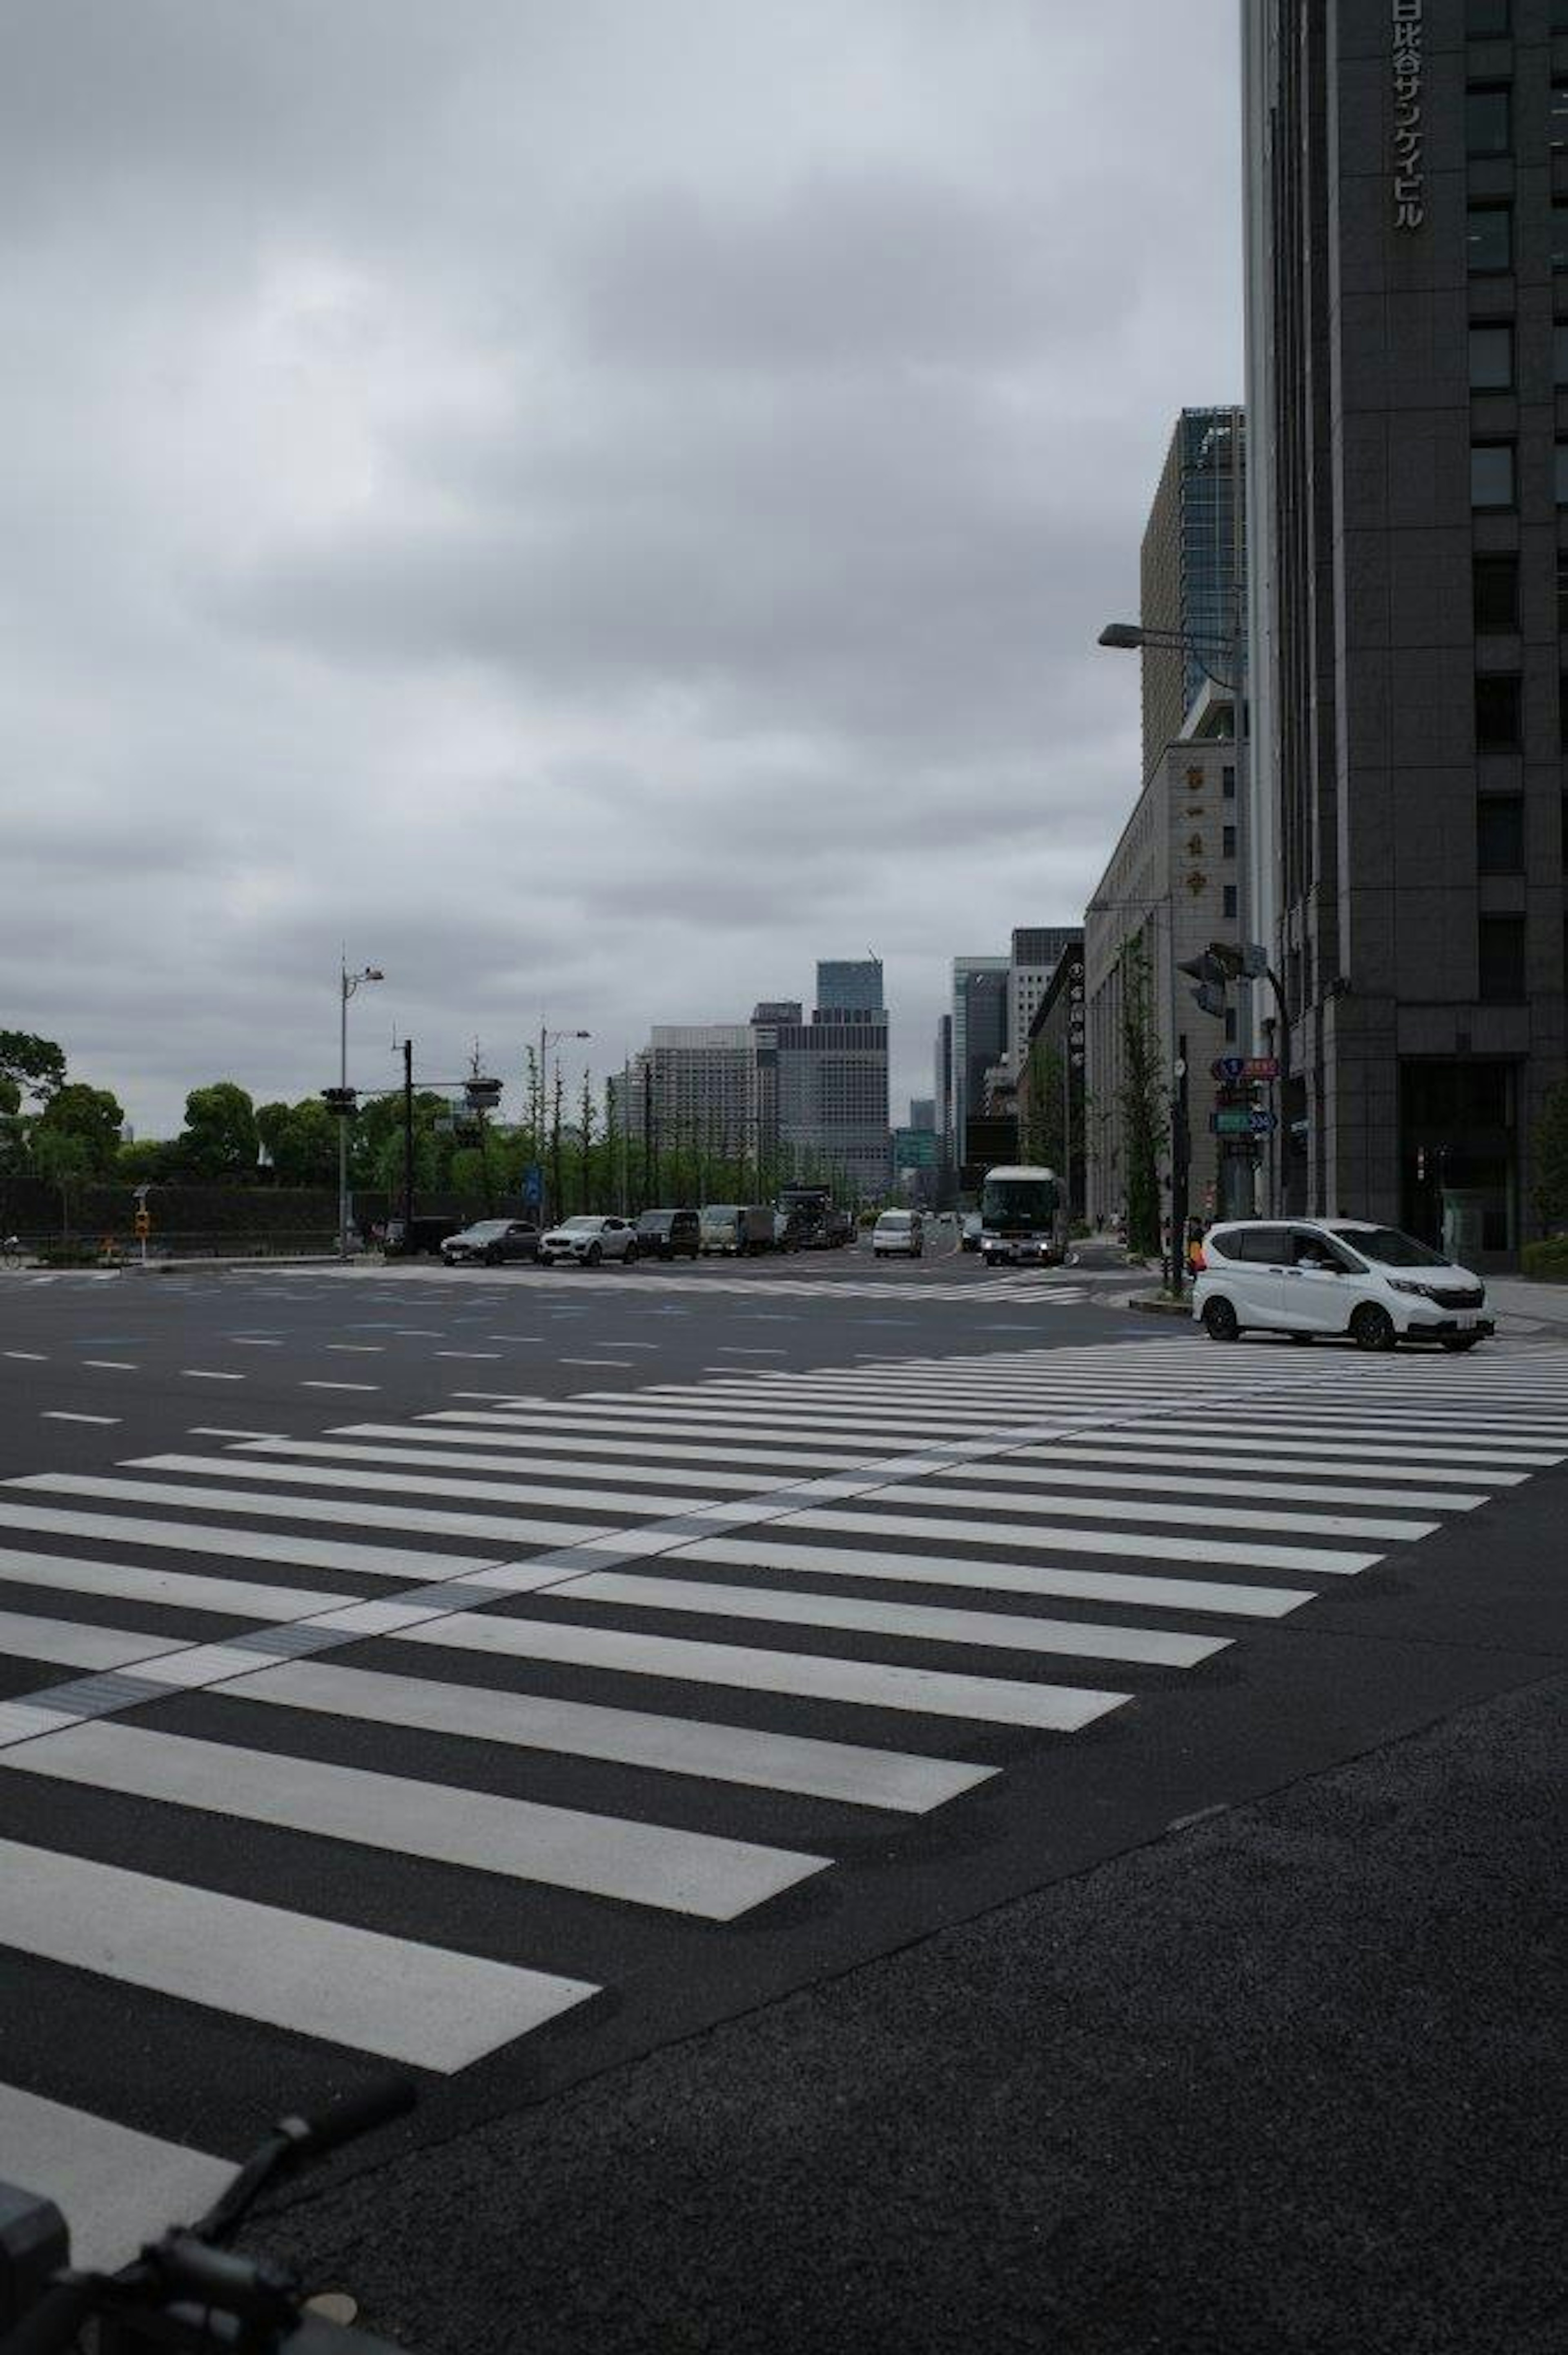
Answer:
top-left (1328, 1224), bottom-right (1448, 1268)
top-left (980, 1177), bottom-right (1059, 1225)
top-left (636, 1214), bottom-right (669, 1229)
top-left (464, 1222), bottom-right (509, 1238)
top-left (878, 1213), bottom-right (910, 1227)
top-left (560, 1217), bottom-right (601, 1231)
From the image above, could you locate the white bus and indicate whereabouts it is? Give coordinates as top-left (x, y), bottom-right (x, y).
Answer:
top-left (978, 1164), bottom-right (1068, 1267)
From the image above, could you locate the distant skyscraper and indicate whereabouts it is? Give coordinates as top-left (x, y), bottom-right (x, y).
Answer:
top-left (815, 958), bottom-right (884, 1014)
top-left (909, 1098), bottom-right (935, 1132)
top-left (772, 1004), bottom-right (889, 1198)
top-left (1008, 926), bottom-right (1079, 1069)
top-left (951, 958), bottom-right (1009, 1155)
top-left (934, 1015), bottom-right (953, 1157)
top-left (1139, 406), bottom-right (1246, 783)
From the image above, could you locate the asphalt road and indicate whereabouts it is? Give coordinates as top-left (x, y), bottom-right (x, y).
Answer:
top-left (0, 1245), bottom-right (1561, 2352)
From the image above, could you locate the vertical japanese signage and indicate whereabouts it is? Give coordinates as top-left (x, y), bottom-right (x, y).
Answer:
top-left (1392, 0), bottom-right (1424, 230)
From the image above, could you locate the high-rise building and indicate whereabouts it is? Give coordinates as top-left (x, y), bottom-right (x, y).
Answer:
top-left (637, 1026), bottom-right (761, 1159)
top-left (951, 958), bottom-right (1009, 1157)
top-left (773, 1005), bottom-right (889, 1198)
top-left (1243, 1), bottom-right (1567, 1255)
top-left (815, 958), bottom-right (884, 1014)
top-left (934, 1016), bottom-right (953, 1146)
top-left (1008, 925), bottom-right (1081, 1069)
top-left (908, 1097), bottom-right (935, 1131)
top-left (1139, 407), bottom-right (1247, 784)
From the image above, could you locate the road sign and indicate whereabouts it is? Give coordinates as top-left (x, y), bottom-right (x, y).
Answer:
top-left (1243, 1057), bottom-right (1280, 1081)
top-left (1209, 1109), bottom-right (1254, 1135)
top-left (521, 1163), bottom-right (544, 1209)
top-left (1250, 1110), bottom-right (1278, 1135)
top-left (1211, 1056), bottom-right (1245, 1082)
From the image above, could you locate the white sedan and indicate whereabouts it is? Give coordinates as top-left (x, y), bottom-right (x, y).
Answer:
top-left (538, 1215), bottom-right (641, 1267)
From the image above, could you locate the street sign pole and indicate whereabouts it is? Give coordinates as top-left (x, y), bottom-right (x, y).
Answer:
top-left (1169, 1037), bottom-right (1189, 1297)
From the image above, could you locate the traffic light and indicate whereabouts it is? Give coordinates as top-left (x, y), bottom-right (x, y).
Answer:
top-left (321, 1086), bottom-right (359, 1117)
top-left (1177, 949), bottom-right (1230, 1018)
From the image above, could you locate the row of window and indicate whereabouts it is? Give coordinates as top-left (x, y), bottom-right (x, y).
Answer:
top-left (1464, 82), bottom-right (1568, 158)
top-left (1472, 551), bottom-right (1568, 632)
top-left (1473, 670), bottom-right (1568, 746)
top-left (1466, 1), bottom-right (1568, 34)
top-left (1470, 439), bottom-right (1568, 503)
top-left (1468, 317), bottom-right (1568, 386)
top-left (1467, 203), bottom-right (1568, 270)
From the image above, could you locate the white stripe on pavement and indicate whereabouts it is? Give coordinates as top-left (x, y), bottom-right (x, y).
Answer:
top-left (232, 1438), bottom-right (768, 1495)
top-left (5, 1477), bottom-right (617, 1552)
top-left (1046, 1443), bottom-right (1527, 1490)
top-left (0, 1501), bottom-right (501, 1583)
top-left (0, 1548), bottom-right (352, 1621)
top-left (0, 1838), bottom-right (595, 2071)
top-left (870, 1482), bottom-right (1434, 1543)
top-left (773, 1505), bottom-right (1380, 1577)
top-left (0, 1611), bottom-right (172, 1670)
top-left (0, 2086), bottom-right (231, 2275)
top-left (920, 1461), bottom-right (1486, 1512)
top-left (220, 1657), bottom-right (990, 1813)
top-left (0, 1722), bottom-right (829, 1922)
top-left (394, 1611), bottom-right (1129, 1731)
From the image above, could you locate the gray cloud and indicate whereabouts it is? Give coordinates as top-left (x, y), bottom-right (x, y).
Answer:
top-left (0, 0), bottom-right (1240, 1133)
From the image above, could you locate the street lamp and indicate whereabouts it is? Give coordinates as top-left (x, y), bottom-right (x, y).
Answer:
top-left (336, 959), bottom-right (383, 1260)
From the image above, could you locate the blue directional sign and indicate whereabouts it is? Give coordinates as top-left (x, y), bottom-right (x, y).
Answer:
top-left (1211, 1056), bottom-right (1246, 1083)
top-left (1250, 1110), bottom-right (1278, 1135)
top-left (521, 1162), bottom-right (544, 1208)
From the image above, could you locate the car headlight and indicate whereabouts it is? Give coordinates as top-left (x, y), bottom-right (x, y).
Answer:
top-left (1388, 1278), bottom-right (1437, 1298)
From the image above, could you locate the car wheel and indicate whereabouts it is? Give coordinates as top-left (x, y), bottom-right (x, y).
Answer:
top-left (1441, 1334), bottom-right (1484, 1351)
top-left (1350, 1301), bottom-right (1397, 1353)
top-left (483, 1246), bottom-right (501, 1266)
top-left (585, 1243), bottom-right (602, 1267)
top-left (1201, 1296), bottom-right (1240, 1343)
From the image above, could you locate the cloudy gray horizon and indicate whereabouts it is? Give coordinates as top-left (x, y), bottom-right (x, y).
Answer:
top-left (1, 0), bottom-right (1242, 1138)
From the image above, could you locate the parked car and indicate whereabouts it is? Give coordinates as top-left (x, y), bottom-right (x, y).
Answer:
top-left (872, 1209), bottom-right (924, 1258)
top-left (1192, 1219), bottom-right (1494, 1351)
top-left (634, 1208), bottom-right (700, 1260)
top-left (539, 1214), bottom-right (641, 1267)
top-left (440, 1218), bottom-right (541, 1267)
top-left (773, 1209), bottom-right (808, 1251)
top-left (960, 1212), bottom-right (982, 1253)
top-left (383, 1215), bottom-right (461, 1257)
top-left (699, 1204), bottom-right (775, 1256)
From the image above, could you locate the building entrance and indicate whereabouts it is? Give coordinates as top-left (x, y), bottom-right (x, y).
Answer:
top-left (1399, 1060), bottom-right (1517, 1260)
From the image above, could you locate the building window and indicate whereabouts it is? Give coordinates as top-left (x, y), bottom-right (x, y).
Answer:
top-left (1223, 824), bottom-right (1237, 859)
top-left (1467, 0), bottom-right (1509, 26)
top-left (1466, 87), bottom-right (1512, 157)
top-left (1557, 323), bottom-right (1568, 387)
top-left (1223, 1008), bottom-right (1238, 1044)
top-left (1470, 442), bottom-right (1515, 506)
top-left (1221, 765), bottom-right (1236, 800)
top-left (1468, 205), bottom-right (1512, 272)
top-left (1474, 553), bottom-right (1519, 632)
top-left (1476, 674), bottom-right (1523, 748)
top-left (1478, 915), bottom-right (1526, 1002)
top-left (1469, 322), bottom-right (1514, 390)
top-left (1555, 84), bottom-right (1568, 151)
top-left (1222, 884), bottom-right (1238, 919)
top-left (1555, 205), bottom-right (1568, 271)
top-left (1477, 797), bottom-right (1525, 872)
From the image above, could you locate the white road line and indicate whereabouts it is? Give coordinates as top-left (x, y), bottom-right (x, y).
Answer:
top-left (396, 1611), bottom-right (1129, 1732)
top-left (300, 1380), bottom-right (381, 1392)
top-left (871, 1482), bottom-right (1433, 1543)
top-left (0, 1838), bottom-right (595, 2069)
top-left (237, 1438), bottom-right (773, 1494)
top-left (40, 1412), bottom-right (121, 1427)
top-left (1047, 1443), bottom-right (1526, 1490)
top-left (82, 1360), bottom-right (136, 1371)
top-left (123, 1455), bottom-right (722, 1520)
top-left (0, 1504), bottom-right (500, 1583)
top-left (422, 1410), bottom-right (881, 1459)
top-left (922, 1463), bottom-right (1486, 1512)
top-left (561, 1358), bottom-right (635, 1367)
top-left (223, 1657), bottom-right (989, 1814)
top-left (774, 1506), bottom-right (1379, 1578)
top-left (434, 1352), bottom-right (503, 1360)
top-left (0, 1722), bottom-right (830, 1922)
top-left (189, 1427), bottom-right (285, 1440)
top-left (0, 2086), bottom-right (231, 2275)
top-left (555, 1569), bottom-right (1226, 1670)
top-left (4, 1351), bottom-right (47, 1361)
top-left (672, 1537), bottom-right (1313, 1619)
top-left (0, 1612), bottom-right (171, 1670)
top-left (0, 1548), bottom-right (352, 1621)
top-left (1039, 1429), bottom-right (1564, 1469)
top-left (181, 1371), bottom-right (245, 1382)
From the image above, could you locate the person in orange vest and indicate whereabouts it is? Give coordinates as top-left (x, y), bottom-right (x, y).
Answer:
top-left (1185, 1216), bottom-right (1206, 1276)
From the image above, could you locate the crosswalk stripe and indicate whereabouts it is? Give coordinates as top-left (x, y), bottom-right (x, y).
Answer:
top-left (423, 1409), bottom-right (886, 1458)
top-left (1046, 1443), bottom-right (1526, 1490)
top-left (0, 1722), bottom-right (829, 1922)
top-left (670, 1536), bottom-right (1316, 1619)
top-left (775, 1506), bottom-right (1379, 1577)
top-left (0, 2086), bottom-right (231, 2275)
top-left (7, 1476), bottom-right (618, 1552)
top-left (0, 1547), bottom-right (353, 1620)
top-left (231, 1438), bottom-right (770, 1495)
top-left (218, 1657), bottom-right (990, 1813)
top-left (1028, 1430), bottom-right (1564, 1469)
top-left (0, 1502), bottom-right (499, 1581)
top-left (920, 1461), bottom-right (1486, 1511)
top-left (0, 1611), bottom-right (172, 1670)
top-left (343, 1421), bottom-right (880, 1474)
top-left (394, 1611), bottom-right (1129, 1731)
top-left (871, 1481), bottom-right (1434, 1543)
top-left (125, 1452), bottom-right (729, 1517)
top-left (0, 1837), bottom-right (594, 2070)
top-left (552, 1569), bottom-right (1227, 1668)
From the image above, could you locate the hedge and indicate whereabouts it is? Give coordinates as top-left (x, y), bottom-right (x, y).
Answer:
top-left (1520, 1238), bottom-right (1568, 1283)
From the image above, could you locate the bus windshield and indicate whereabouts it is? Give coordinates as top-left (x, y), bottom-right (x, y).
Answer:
top-left (980, 1176), bottom-right (1060, 1228)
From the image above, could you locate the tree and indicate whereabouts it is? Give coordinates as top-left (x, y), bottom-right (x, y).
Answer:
top-left (1118, 941), bottom-right (1165, 1260)
top-left (36, 1082), bottom-right (125, 1179)
top-left (1533, 1077), bottom-right (1568, 1234)
top-left (256, 1098), bottom-right (338, 1187)
top-left (175, 1083), bottom-right (259, 1181)
top-left (31, 1126), bottom-right (95, 1240)
top-left (1022, 1039), bottom-right (1066, 1171)
top-left (0, 1031), bottom-right (67, 1107)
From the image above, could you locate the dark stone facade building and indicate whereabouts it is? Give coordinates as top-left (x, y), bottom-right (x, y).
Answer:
top-left (1243, 0), bottom-right (1568, 1258)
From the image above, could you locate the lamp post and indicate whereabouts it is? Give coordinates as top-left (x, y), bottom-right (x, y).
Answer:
top-left (337, 959), bottom-right (383, 1260)
top-left (537, 1024), bottom-right (590, 1220)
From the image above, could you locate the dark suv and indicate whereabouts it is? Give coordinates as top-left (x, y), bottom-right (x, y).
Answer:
top-left (634, 1208), bottom-right (700, 1260)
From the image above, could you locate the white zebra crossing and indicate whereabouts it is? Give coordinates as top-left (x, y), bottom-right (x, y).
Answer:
top-left (1, 1333), bottom-right (1565, 2270)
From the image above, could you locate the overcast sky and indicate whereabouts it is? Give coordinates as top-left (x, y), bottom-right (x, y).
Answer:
top-left (2, 0), bottom-right (1242, 1137)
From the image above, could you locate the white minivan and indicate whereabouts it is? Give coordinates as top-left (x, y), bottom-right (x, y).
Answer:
top-left (871, 1209), bottom-right (924, 1258)
top-left (1192, 1219), bottom-right (1493, 1352)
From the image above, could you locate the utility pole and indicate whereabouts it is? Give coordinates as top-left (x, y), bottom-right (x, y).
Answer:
top-left (401, 1038), bottom-right (414, 1233)
top-left (1169, 1033), bottom-right (1190, 1297)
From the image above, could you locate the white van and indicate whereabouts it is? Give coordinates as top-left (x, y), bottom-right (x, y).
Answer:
top-left (1192, 1219), bottom-right (1493, 1351)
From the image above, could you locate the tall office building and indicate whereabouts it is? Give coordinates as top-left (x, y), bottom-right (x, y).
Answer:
top-left (1139, 407), bottom-right (1247, 783)
top-left (1243, 1), bottom-right (1567, 1253)
top-left (1008, 926), bottom-right (1081, 1068)
top-left (637, 1026), bottom-right (762, 1157)
top-left (951, 958), bottom-right (1009, 1156)
top-left (773, 1004), bottom-right (889, 1197)
top-left (815, 958), bottom-right (884, 1014)
top-left (909, 1097), bottom-right (936, 1131)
